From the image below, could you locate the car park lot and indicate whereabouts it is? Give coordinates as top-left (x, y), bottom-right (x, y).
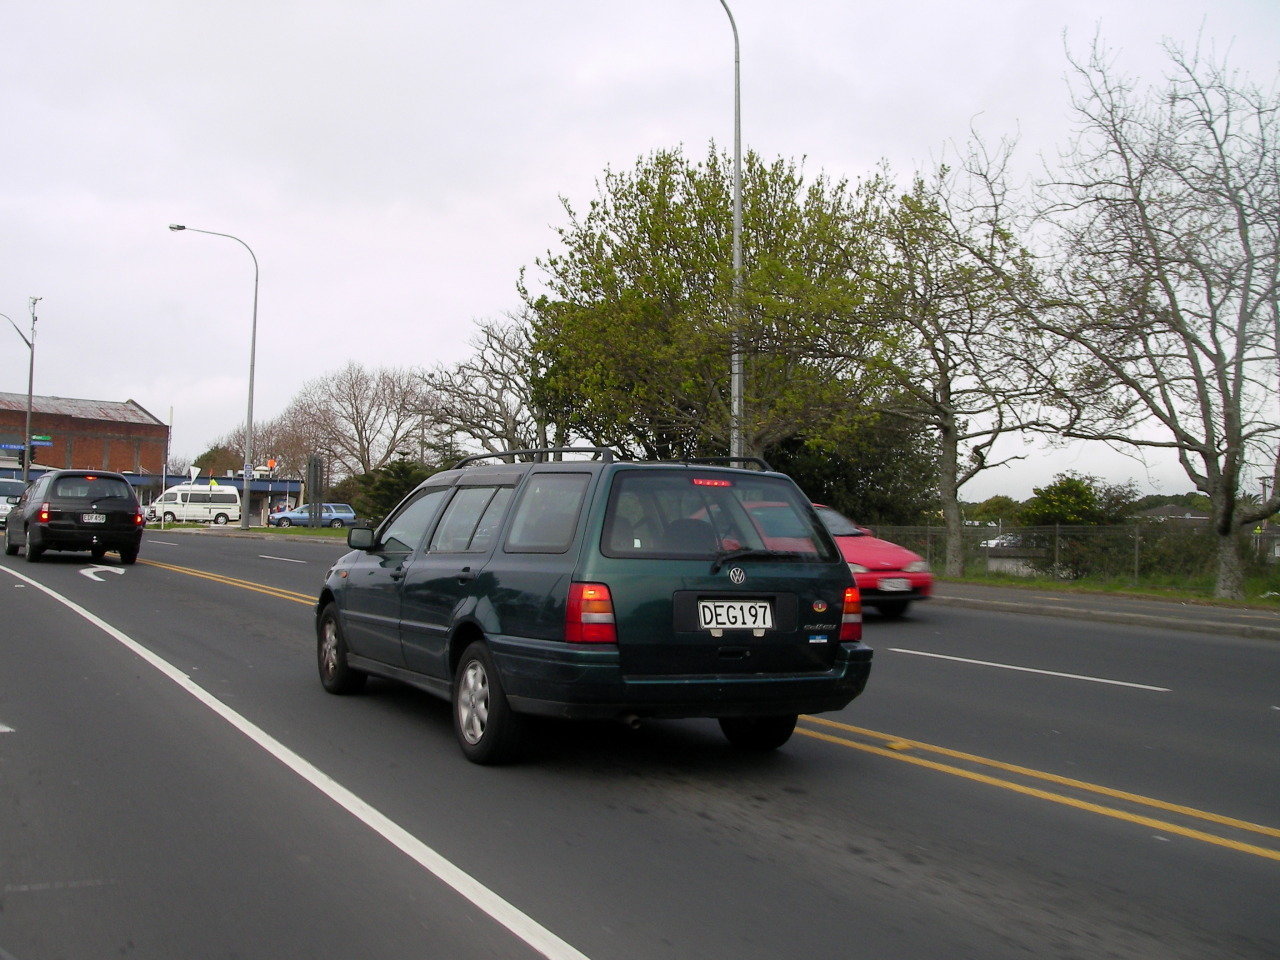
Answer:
top-left (2, 532), bottom-right (1277, 960)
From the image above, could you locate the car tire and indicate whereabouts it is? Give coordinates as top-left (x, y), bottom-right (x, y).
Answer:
top-left (329, 519), bottom-right (343, 528)
top-left (317, 603), bottom-right (366, 695)
top-left (163, 512), bottom-right (176, 524)
top-left (213, 514), bottom-right (229, 525)
top-left (4, 537), bottom-right (18, 556)
top-left (876, 600), bottom-right (910, 619)
top-left (118, 547), bottom-right (138, 565)
top-left (453, 641), bottom-right (523, 765)
top-left (23, 528), bottom-right (44, 562)
top-left (278, 518), bottom-right (292, 528)
top-left (718, 714), bottom-right (798, 751)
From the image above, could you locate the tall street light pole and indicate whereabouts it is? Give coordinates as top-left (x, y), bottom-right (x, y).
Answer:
top-left (169, 224), bottom-right (260, 529)
top-left (3, 301), bottom-right (38, 483)
top-left (718, 0), bottom-right (745, 460)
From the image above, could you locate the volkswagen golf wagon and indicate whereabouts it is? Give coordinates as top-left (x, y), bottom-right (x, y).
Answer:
top-left (315, 449), bottom-right (873, 764)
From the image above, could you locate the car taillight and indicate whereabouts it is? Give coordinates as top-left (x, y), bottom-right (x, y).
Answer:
top-left (838, 586), bottom-right (862, 642)
top-left (565, 582), bottom-right (617, 644)
top-left (38, 502), bottom-right (50, 524)
top-left (134, 510), bottom-right (146, 526)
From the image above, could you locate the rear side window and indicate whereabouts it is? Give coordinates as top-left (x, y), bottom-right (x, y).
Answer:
top-left (602, 471), bottom-right (837, 561)
top-left (212, 493), bottom-right (239, 505)
top-left (429, 486), bottom-right (513, 553)
top-left (504, 473), bottom-right (590, 554)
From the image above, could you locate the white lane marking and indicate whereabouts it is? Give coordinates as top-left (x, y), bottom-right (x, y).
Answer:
top-left (889, 648), bottom-right (1172, 692)
top-left (260, 555), bottom-right (307, 564)
top-left (0, 722), bottom-right (14, 733)
top-left (80, 565), bottom-right (126, 582)
top-left (0, 565), bottom-right (591, 960)
top-left (147, 540), bottom-right (180, 546)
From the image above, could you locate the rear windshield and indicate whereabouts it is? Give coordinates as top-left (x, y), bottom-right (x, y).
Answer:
top-left (602, 470), bottom-right (837, 562)
top-left (0, 479), bottom-right (26, 497)
top-left (51, 475), bottom-right (134, 501)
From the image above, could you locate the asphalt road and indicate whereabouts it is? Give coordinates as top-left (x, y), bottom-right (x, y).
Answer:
top-left (1, 529), bottom-right (1276, 960)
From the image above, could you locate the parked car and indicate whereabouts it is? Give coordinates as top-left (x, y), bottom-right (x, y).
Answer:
top-left (0, 477), bottom-right (27, 529)
top-left (812, 504), bottom-right (932, 618)
top-left (4, 469), bottom-right (144, 564)
top-left (269, 503), bottom-right (359, 528)
top-left (316, 449), bottom-right (873, 764)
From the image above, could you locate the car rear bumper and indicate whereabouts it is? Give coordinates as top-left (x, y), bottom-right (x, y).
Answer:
top-left (32, 525), bottom-right (143, 551)
top-left (492, 636), bottom-right (874, 720)
top-left (855, 572), bottom-right (932, 604)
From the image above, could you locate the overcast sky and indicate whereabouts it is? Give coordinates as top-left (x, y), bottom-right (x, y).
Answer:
top-left (3, 1), bottom-right (1277, 500)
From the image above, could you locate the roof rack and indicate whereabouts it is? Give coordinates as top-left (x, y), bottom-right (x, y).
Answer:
top-left (685, 456), bottom-right (774, 472)
top-left (451, 447), bottom-right (617, 469)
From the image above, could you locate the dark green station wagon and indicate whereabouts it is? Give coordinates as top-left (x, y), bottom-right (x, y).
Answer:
top-left (316, 449), bottom-right (872, 764)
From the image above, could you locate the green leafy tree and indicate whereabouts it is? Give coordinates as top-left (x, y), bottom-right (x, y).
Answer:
top-left (526, 145), bottom-right (888, 459)
top-left (356, 459), bottom-right (433, 523)
top-left (970, 495), bottom-right (1020, 524)
top-left (191, 445), bottom-right (239, 478)
top-left (1018, 473), bottom-right (1138, 526)
top-left (767, 412), bottom-right (939, 525)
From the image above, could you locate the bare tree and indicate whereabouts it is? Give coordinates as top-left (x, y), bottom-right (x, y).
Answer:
top-left (1039, 40), bottom-right (1280, 598)
top-left (424, 313), bottom-right (566, 457)
top-left (859, 164), bottom-right (1051, 575)
top-left (284, 362), bottom-right (437, 478)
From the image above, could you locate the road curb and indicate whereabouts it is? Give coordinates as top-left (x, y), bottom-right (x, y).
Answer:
top-left (930, 594), bottom-right (1280, 642)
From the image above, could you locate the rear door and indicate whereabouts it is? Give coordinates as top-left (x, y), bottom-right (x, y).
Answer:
top-left (592, 469), bottom-right (849, 678)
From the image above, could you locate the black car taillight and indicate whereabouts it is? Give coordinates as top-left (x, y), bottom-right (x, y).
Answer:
top-left (38, 502), bottom-right (50, 524)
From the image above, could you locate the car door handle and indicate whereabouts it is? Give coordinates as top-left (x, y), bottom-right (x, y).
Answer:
top-left (456, 566), bottom-right (476, 582)
top-left (390, 568), bottom-right (407, 581)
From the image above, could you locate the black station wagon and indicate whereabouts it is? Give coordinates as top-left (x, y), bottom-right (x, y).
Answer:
top-left (316, 449), bottom-right (873, 764)
top-left (4, 469), bottom-right (145, 564)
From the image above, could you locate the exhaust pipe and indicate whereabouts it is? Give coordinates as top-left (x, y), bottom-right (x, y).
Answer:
top-left (620, 714), bottom-right (642, 730)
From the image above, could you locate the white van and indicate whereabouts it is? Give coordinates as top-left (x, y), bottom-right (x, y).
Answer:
top-left (149, 483), bottom-right (242, 525)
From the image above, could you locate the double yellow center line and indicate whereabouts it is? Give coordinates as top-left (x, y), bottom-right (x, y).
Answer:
top-left (140, 558), bottom-right (315, 605)
top-left (144, 557), bottom-right (1280, 863)
top-left (797, 717), bottom-right (1280, 862)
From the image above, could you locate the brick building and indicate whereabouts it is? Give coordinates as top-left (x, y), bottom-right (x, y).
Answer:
top-left (0, 392), bottom-right (168, 474)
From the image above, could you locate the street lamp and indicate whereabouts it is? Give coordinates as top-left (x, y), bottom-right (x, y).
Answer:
top-left (718, 0), bottom-right (745, 460)
top-left (3, 300), bottom-right (38, 483)
top-left (169, 223), bottom-right (260, 529)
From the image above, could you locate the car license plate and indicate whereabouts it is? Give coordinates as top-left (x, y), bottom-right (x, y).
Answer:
top-left (82, 513), bottom-right (107, 524)
top-left (878, 577), bottom-right (910, 592)
top-left (698, 600), bottom-right (774, 631)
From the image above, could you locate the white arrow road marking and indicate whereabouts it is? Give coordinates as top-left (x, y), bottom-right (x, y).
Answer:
top-left (80, 565), bottom-right (127, 582)
top-left (0, 722), bottom-right (14, 733)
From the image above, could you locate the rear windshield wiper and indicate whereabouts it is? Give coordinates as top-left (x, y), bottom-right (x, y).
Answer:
top-left (711, 548), bottom-right (798, 574)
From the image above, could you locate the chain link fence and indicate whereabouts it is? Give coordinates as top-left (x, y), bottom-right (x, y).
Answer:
top-left (873, 523), bottom-right (1280, 592)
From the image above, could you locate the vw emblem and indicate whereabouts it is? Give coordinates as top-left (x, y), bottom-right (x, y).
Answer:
top-left (728, 567), bottom-right (746, 585)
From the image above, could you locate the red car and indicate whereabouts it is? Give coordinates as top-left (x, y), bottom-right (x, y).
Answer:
top-left (812, 504), bottom-right (932, 618)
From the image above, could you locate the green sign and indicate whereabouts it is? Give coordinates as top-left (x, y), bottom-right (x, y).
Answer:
top-left (30, 434), bottom-right (51, 441)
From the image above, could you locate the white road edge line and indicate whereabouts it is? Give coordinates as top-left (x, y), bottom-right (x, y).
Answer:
top-left (260, 555), bottom-right (307, 564)
top-left (0, 565), bottom-right (591, 960)
top-left (889, 648), bottom-right (1172, 692)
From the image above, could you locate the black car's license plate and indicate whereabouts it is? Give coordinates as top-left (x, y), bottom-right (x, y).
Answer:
top-left (82, 513), bottom-right (107, 524)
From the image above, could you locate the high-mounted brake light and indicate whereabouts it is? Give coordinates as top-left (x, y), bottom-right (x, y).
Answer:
top-left (691, 478), bottom-right (733, 487)
top-left (565, 582), bottom-right (617, 644)
top-left (838, 586), bottom-right (862, 642)
top-left (38, 502), bottom-right (51, 524)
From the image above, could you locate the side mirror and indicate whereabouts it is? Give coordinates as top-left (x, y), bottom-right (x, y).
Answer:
top-left (348, 526), bottom-right (376, 551)
top-left (5, 496), bottom-right (18, 505)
